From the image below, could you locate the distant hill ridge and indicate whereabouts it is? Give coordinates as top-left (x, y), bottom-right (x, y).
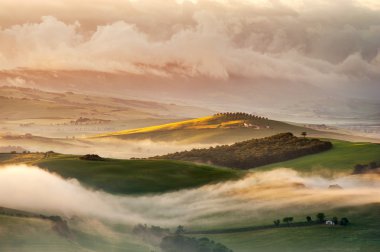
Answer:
top-left (0, 86), bottom-right (212, 121)
top-left (93, 112), bottom-right (270, 136)
top-left (91, 112), bottom-right (314, 144)
top-left (152, 133), bottom-right (333, 169)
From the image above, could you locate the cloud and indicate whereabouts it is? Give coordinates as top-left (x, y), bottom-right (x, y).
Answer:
top-left (1, 164), bottom-right (380, 227)
top-left (0, 1), bottom-right (379, 80)
top-left (5, 77), bottom-right (26, 87)
top-left (0, 0), bottom-right (379, 114)
top-left (0, 138), bottom-right (216, 159)
top-left (0, 164), bottom-right (144, 222)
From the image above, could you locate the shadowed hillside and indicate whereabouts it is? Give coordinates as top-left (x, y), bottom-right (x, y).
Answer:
top-left (152, 133), bottom-right (332, 169)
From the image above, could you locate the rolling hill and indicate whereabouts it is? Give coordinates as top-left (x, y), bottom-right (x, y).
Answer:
top-left (0, 153), bottom-right (243, 194)
top-left (256, 139), bottom-right (380, 175)
top-left (92, 112), bottom-right (319, 144)
top-left (0, 86), bottom-right (212, 138)
top-left (91, 112), bottom-right (379, 145)
top-left (190, 203), bottom-right (380, 252)
top-left (0, 86), bottom-right (211, 120)
top-left (153, 133), bottom-right (333, 169)
top-left (1, 138), bottom-right (380, 251)
top-left (0, 214), bottom-right (150, 252)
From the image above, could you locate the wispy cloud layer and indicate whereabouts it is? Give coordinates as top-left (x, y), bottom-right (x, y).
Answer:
top-left (0, 0), bottom-right (379, 117)
top-left (1, 1), bottom-right (380, 79)
top-left (1, 165), bottom-right (380, 227)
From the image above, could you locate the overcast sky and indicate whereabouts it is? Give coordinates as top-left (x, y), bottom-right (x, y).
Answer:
top-left (1, 0), bottom-right (379, 121)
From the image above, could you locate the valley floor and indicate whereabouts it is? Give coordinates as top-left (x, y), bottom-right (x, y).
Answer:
top-left (0, 138), bottom-right (380, 251)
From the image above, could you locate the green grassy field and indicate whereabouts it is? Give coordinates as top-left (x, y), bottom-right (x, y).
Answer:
top-left (1, 138), bottom-right (380, 251)
top-left (0, 215), bottom-right (78, 252)
top-left (0, 215), bottom-right (151, 252)
top-left (255, 140), bottom-right (380, 175)
top-left (191, 203), bottom-right (380, 252)
top-left (18, 154), bottom-right (242, 195)
top-left (3, 204), bottom-right (380, 252)
top-left (1, 138), bottom-right (379, 194)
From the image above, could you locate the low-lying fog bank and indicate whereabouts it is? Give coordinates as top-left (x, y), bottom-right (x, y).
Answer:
top-left (0, 138), bottom-right (215, 159)
top-left (0, 165), bottom-right (379, 227)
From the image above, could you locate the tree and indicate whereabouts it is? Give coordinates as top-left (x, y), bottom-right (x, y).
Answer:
top-left (273, 219), bottom-right (280, 226)
top-left (316, 213), bottom-right (326, 223)
top-left (369, 161), bottom-right (378, 169)
top-left (160, 235), bottom-right (233, 252)
top-left (332, 216), bottom-right (339, 225)
top-left (301, 132), bottom-right (307, 138)
top-left (340, 217), bottom-right (350, 226)
top-left (175, 225), bottom-right (185, 235)
top-left (353, 164), bottom-right (365, 174)
top-left (283, 217), bottom-right (294, 225)
top-left (306, 216), bottom-right (312, 223)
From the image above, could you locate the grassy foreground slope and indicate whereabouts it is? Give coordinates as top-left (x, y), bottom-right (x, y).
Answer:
top-left (193, 203), bottom-right (380, 252)
top-left (0, 215), bottom-right (150, 252)
top-left (0, 215), bottom-right (79, 252)
top-left (256, 140), bottom-right (380, 174)
top-left (0, 153), bottom-right (242, 195)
